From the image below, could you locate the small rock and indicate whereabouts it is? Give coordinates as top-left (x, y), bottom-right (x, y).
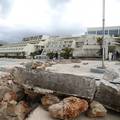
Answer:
top-left (0, 86), bottom-right (11, 101)
top-left (41, 94), bottom-right (60, 109)
top-left (49, 96), bottom-right (88, 119)
top-left (73, 65), bottom-right (80, 68)
top-left (15, 101), bottom-right (31, 120)
top-left (83, 62), bottom-right (88, 65)
top-left (36, 64), bottom-right (46, 71)
top-left (3, 91), bottom-right (17, 102)
top-left (87, 101), bottom-right (107, 118)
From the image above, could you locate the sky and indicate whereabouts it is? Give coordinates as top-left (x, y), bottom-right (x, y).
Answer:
top-left (0, 0), bottom-right (120, 42)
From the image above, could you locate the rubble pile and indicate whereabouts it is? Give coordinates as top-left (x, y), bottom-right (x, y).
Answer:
top-left (24, 61), bottom-right (55, 71)
top-left (0, 63), bottom-right (119, 120)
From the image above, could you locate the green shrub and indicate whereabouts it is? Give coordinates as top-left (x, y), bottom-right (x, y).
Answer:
top-left (108, 46), bottom-right (116, 52)
top-left (60, 48), bottom-right (73, 59)
top-left (47, 52), bottom-right (55, 59)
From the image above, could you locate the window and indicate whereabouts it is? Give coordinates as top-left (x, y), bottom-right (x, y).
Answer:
top-left (109, 29), bottom-right (118, 36)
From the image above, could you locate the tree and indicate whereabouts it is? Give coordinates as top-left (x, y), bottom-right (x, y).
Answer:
top-left (47, 52), bottom-right (55, 59)
top-left (60, 47), bottom-right (73, 59)
top-left (97, 37), bottom-right (103, 56)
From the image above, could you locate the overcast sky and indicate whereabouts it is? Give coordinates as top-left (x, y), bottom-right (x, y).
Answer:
top-left (0, 0), bottom-right (120, 42)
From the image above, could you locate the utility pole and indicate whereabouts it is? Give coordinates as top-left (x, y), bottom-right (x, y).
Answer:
top-left (102, 0), bottom-right (105, 68)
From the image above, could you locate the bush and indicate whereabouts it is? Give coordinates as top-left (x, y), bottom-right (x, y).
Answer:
top-left (60, 48), bottom-right (73, 59)
top-left (108, 46), bottom-right (116, 52)
top-left (47, 52), bottom-right (55, 59)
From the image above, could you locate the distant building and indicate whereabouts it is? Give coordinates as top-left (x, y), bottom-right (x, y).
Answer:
top-left (42, 35), bottom-right (114, 58)
top-left (87, 26), bottom-right (120, 37)
top-left (0, 35), bottom-right (49, 58)
top-left (0, 35), bottom-right (115, 59)
top-left (0, 43), bottom-right (36, 58)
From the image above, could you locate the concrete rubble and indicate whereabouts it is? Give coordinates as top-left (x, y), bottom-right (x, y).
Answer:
top-left (49, 96), bottom-right (88, 119)
top-left (95, 80), bottom-right (120, 112)
top-left (0, 61), bottom-right (120, 120)
top-left (87, 101), bottom-right (107, 117)
top-left (11, 67), bottom-right (96, 100)
top-left (41, 94), bottom-right (60, 109)
top-left (103, 69), bottom-right (119, 81)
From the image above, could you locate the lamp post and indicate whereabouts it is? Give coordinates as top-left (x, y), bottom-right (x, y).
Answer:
top-left (102, 0), bottom-right (105, 68)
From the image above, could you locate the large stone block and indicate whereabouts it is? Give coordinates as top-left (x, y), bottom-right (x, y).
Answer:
top-left (12, 67), bottom-right (96, 100)
top-left (95, 80), bottom-right (120, 112)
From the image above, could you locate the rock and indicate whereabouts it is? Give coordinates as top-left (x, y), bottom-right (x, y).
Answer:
top-left (12, 67), bottom-right (96, 100)
top-left (36, 64), bottom-right (46, 71)
top-left (83, 62), bottom-right (88, 65)
top-left (0, 100), bottom-right (18, 120)
top-left (3, 91), bottom-right (17, 102)
top-left (49, 97), bottom-right (88, 119)
top-left (71, 59), bottom-right (81, 63)
top-left (95, 80), bottom-right (120, 112)
top-left (41, 94), bottom-right (60, 109)
top-left (73, 65), bottom-right (80, 68)
top-left (87, 101), bottom-right (107, 118)
top-left (0, 86), bottom-right (11, 101)
top-left (15, 101), bottom-right (31, 120)
top-left (103, 69), bottom-right (119, 81)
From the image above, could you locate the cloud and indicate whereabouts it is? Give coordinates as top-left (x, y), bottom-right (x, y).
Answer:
top-left (0, 0), bottom-right (14, 18)
top-left (0, 0), bottom-right (120, 42)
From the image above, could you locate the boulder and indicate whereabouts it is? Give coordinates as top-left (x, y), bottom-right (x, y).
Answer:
top-left (41, 94), bottom-right (60, 109)
top-left (49, 96), bottom-right (88, 119)
top-left (103, 69), bottom-right (119, 81)
top-left (87, 101), bottom-right (107, 118)
top-left (95, 80), bottom-right (120, 112)
top-left (12, 67), bottom-right (96, 100)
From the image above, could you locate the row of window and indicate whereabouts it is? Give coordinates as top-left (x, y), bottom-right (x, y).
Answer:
top-left (88, 29), bottom-right (120, 36)
top-left (0, 47), bottom-right (24, 51)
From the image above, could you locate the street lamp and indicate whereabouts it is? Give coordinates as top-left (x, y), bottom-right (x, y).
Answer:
top-left (102, 0), bottom-right (105, 68)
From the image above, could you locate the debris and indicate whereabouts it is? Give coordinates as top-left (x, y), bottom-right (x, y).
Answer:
top-left (41, 94), bottom-right (60, 109)
top-left (3, 91), bottom-right (17, 103)
top-left (73, 65), bottom-right (80, 68)
top-left (15, 101), bottom-right (31, 120)
top-left (87, 101), bottom-right (107, 118)
top-left (12, 67), bottom-right (96, 100)
top-left (0, 86), bottom-right (11, 101)
top-left (103, 69), bottom-right (119, 81)
top-left (49, 96), bottom-right (88, 119)
top-left (95, 80), bottom-right (120, 112)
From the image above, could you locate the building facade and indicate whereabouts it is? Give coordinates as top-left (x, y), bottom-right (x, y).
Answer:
top-left (0, 35), bottom-right (49, 58)
top-left (0, 35), bottom-right (115, 59)
top-left (87, 26), bottom-right (120, 37)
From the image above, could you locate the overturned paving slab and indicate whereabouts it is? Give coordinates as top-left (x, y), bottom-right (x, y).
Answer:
top-left (11, 67), bottom-right (96, 100)
top-left (95, 80), bottom-right (120, 112)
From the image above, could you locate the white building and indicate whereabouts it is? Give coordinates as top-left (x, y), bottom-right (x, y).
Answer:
top-left (87, 26), bottom-right (120, 37)
top-left (42, 35), bottom-right (114, 58)
top-left (0, 35), bottom-right (115, 59)
top-left (0, 43), bottom-right (36, 58)
top-left (0, 35), bottom-right (49, 58)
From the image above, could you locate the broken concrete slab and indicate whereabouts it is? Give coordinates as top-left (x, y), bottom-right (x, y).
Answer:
top-left (11, 67), bottom-right (96, 100)
top-left (95, 80), bottom-right (120, 112)
top-left (103, 69), bottom-right (119, 81)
